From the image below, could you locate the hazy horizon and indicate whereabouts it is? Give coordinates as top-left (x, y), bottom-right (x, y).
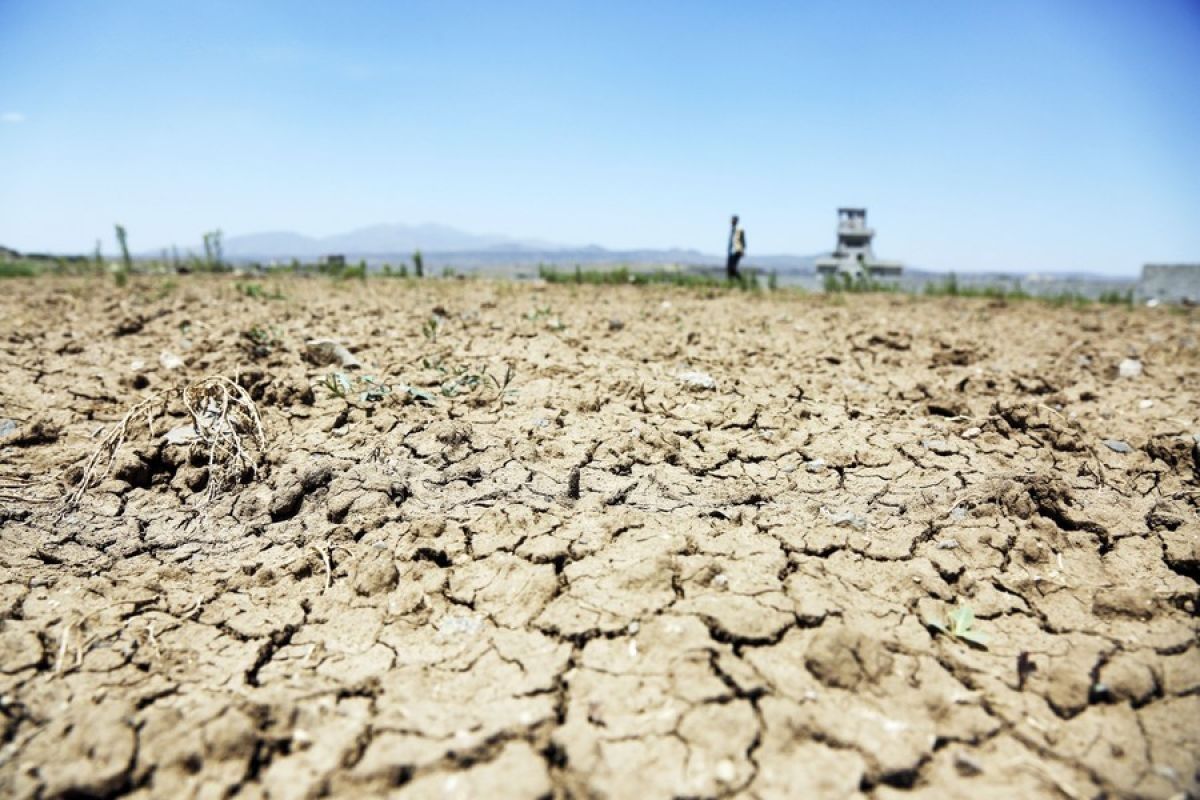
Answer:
top-left (2, 1), bottom-right (1198, 275)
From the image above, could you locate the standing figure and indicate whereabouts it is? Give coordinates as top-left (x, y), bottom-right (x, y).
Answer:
top-left (726, 215), bottom-right (746, 280)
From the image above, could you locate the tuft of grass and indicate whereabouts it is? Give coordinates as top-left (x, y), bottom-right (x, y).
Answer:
top-left (1097, 288), bottom-right (1134, 307)
top-left (538, 264), bottom-right (758, 290)
top-left (235, 282), bottom-right (284, 300)
top-left (0, 260), bottom-right (40, 278)
top-left (823, 272), bottom-right (899, 294)
top-left (923, 273), bottom-right (1030, 300)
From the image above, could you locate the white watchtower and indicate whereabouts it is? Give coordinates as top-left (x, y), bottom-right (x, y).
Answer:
top-left (815, 208), bottom-right (903, 277)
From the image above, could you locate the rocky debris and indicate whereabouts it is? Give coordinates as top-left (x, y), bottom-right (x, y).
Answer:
top-left (0, 419), bottom-right (16, 438)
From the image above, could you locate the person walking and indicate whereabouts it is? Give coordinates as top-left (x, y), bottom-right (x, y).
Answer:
top-left (726, 215), bottom-right (746, 280)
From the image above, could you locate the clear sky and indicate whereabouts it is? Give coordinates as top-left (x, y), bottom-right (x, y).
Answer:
top-left (1, 1), bottom-right (1198, 274)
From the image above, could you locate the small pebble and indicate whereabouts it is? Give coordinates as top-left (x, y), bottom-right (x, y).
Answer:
top-left (1118, 358), bottom-right (1142, 378)
top-left (677, 370), bottom-right (716, 390)
top-left (1102, 439), bottom-right (1133, 454)
top-left (961, 426), bottom-right (981, 439)
top-left (1138, 399), bottom-right (1153, 409)
top-left (159, 351), bottom-right (184, 370)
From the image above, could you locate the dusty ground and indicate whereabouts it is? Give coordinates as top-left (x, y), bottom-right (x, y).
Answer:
top-left (0, 276), bottom-right (1197, 799)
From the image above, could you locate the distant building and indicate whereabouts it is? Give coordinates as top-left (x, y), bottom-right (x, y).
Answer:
top-left (1140, 263), bottom-right (1200, 304)
top-left (815, 208), bottom-right (903, 277)
top-left (321, 254), bottom-right (346, 269)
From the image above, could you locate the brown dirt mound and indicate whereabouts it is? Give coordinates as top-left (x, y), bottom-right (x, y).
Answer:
top-left (1, 276), bottom-right (1197, 799)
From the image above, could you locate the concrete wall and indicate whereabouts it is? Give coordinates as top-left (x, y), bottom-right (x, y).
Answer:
top-left (1139, 264), bottom-right (1200, 303)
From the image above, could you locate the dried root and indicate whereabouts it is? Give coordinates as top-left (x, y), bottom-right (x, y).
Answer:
top-left (61, 376), bottom-right (266, 514)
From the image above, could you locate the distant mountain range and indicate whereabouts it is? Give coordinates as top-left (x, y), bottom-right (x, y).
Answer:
top-left (221, 223), bottom-right (563, 259)
top-left (203, 222), bottom-right (824, 273)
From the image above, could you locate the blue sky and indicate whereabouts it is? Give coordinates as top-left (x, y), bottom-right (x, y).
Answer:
top-left (1, 1), bottom-right (1197, 274)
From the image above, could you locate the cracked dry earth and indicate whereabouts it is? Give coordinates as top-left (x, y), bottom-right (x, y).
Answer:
top-left (1, 277), bottom-right (1198, 800)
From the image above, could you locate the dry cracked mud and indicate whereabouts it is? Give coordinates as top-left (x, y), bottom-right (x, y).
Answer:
top-left (0, 276), bottom-right (1197, 799)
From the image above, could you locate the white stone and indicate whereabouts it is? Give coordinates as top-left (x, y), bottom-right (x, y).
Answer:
top-left (677, 370), bottom-right (716, 390)
top-left (1118, 358), bottom-right (1142, 378)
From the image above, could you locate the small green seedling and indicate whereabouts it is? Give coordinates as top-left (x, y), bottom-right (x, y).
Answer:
top-left (488, 362), bottom-right (515, 393)
top-left (318, 372), bottom-right (353, 399)
top-left (242, 325), bottom-right (281, 358)
top-left (929, 604), bottom-right (989, 647)
top-left (422, 316), bottom-right (441, 342)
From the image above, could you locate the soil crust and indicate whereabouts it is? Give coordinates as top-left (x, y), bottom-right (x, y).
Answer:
top-left (1, 276), bottom-right (1197, 798)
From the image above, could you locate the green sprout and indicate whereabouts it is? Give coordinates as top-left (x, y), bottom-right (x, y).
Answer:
top-left (318, 372), bottom-right (353, 399)
top-left (928, 604), bottom-right (989, 647)
top-left (487, 362), bottom-right (516, 408)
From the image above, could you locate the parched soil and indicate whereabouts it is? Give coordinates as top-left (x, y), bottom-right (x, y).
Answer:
top-left (1, 276), bottom-right (1197, 799)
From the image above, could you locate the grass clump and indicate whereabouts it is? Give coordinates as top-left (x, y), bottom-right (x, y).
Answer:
top-left (235, 282), bottom-right (284, 300)
top-left (538, 264), bottom-right (758, 290)
top-left (1097, 288), bottom-right (1134, 306)
top-left (0, 260), bottom-right (40, 278)
top-left (822, 272), bottom-right (900, 294)
top-left (923, 275), bottom-right (1031, 300)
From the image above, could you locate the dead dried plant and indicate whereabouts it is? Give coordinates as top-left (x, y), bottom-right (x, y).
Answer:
top-left (61, 376), bottom-right (266, 514)
top-left (182, 376), bottom-right (267, 505)
top-left (62, 394), bottom-right (166, 513)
